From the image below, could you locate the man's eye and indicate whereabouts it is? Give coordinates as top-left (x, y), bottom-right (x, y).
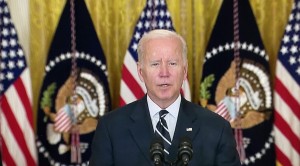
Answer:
top-left (151, 63), bottom-right (159, 66)
top-left (170, 62), bottom-right (177, 66)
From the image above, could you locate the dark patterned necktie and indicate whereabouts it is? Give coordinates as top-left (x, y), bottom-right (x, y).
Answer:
top-left (155, 110), bottom-right (171, 155)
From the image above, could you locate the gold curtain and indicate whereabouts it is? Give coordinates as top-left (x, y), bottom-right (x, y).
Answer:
top-left (30, 0), bottom-right (292, 125)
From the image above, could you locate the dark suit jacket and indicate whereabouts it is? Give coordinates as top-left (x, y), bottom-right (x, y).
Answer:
top-left (89, 96), bottom-right (241, 166)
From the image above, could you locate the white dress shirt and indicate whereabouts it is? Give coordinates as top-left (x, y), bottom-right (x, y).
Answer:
top-left (148, 95), bottom-right (181, 140)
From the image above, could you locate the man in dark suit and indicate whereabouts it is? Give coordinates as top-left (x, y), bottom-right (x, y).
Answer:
top-left (89, 29), bottom-right (241, 166)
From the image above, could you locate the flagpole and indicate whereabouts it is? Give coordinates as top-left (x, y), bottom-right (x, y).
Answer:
top-left (69, 0), bottom-right (81, 163)
top-left (232, 0), bottom-right (245, 162)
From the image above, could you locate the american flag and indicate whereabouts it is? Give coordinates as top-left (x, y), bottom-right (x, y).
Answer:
top-left (119, 0), bottom-right (191, 106)
top-left (274, 0), bottom-right (300, 165)
top-left (0, 0), bottom-right (37, 165)
top-left (54, 105), bottom-right (72, 132)
top-left (215, 99), bottom-right (231, 121)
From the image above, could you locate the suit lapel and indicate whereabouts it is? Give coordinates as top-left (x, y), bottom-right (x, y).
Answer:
top-left (129, 96), bottom-right (154, 165)
top-left (128, 96), bottom-right (202, 164)
top-left (167, 98), bottom-right (201, 163)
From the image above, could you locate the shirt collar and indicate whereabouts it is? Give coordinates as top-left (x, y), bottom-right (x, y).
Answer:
top-left (147, 95), bottom-right (181, 119)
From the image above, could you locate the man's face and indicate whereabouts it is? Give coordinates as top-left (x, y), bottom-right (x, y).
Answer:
top-left (137, 37), bottom-right (187, 108)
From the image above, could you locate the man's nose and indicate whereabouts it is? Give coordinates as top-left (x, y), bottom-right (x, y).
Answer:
top-left (160, 63), bottom-right (170, 76)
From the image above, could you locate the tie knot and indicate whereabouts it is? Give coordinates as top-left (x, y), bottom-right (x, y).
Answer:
top-left (159, 109), bottom-right (168, 118)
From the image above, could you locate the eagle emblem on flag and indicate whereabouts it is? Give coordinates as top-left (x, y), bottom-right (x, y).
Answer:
top-left (37, 52), bottom-right (110, 165)
top-left (36, 0), bottom-right (111, 165)
top-left (199, 0), bottom-right (275, 165)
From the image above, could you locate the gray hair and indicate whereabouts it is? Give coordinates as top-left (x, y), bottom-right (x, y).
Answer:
top-left (137, 29), bottom-right (187, 65)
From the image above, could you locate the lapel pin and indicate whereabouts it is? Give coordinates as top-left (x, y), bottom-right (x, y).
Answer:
top-left (186, 128), bottom-right (192, 131)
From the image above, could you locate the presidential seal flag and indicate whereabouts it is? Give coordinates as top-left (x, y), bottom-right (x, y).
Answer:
top-left (274, 0), bottom-right (300, 165)
top-left (0, 0), bottom-right (37, 165)
top-left (199, 0), bottom-right (275, 165)
top-left (119, 0), bottom-right (191, 106)
top-left (36, 0), bottom-right (111, 165)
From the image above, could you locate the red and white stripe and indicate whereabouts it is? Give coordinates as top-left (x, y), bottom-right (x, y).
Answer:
top-left (215, 100), bottom-right (231, 121)
top-left (0, 69), bottom-right (37, 166)
top-left (120, 51), bottom-right (147, 105)
top-left (54, 106), bottom-right (72, 132)
top-left (274, 61), bottom-right (300, 166)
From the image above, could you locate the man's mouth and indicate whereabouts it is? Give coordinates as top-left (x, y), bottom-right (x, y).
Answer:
top-left (159, 84), bottom-right (169, 87)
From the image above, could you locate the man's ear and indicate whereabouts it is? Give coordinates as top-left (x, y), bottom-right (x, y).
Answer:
top-left (183, 63), bottom-right (188, 80)
top-left (137, 62), bottom-right (144, 82)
